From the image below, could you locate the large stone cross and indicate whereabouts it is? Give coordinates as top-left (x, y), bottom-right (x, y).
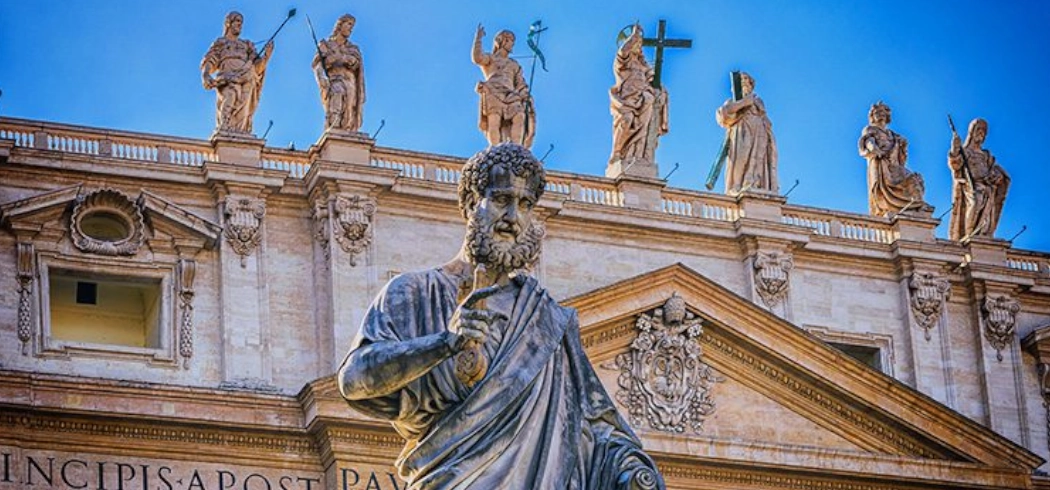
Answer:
top-left (643, 20), bottom-right (692, 88)
top-left (638, 19), bottom-right (688, 89)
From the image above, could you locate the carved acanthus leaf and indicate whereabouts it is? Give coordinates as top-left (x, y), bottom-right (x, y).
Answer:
top-left (983, 294), bottom-right (1020, 362)
top-left (223, 195), bottom-right (266, 267)
top-left (753, 251), bottom-right (794, 308)
top-left (909, 272), bottom-right (951, 341)
top-left (613, 293), bottom-right (720, 433)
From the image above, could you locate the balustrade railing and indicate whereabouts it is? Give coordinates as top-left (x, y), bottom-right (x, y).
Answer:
top-left (782, 206), bottom-right (896, 244)
top-left (6, 117), bottom-right (1050, 271)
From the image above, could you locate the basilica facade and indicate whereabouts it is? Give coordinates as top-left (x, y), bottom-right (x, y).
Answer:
top-left (1, 112), bottom-right (1048, 489)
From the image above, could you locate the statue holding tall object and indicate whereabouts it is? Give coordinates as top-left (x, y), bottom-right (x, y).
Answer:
top-left (715, 72), bottom-right (778, 195)
top-left (472, 25), bottom-right (535, 149)
top-left (858, 102), bottom-right (929, 217)
top-left (609, 23), bottom-right (668, 175)
top-left (947, 117), bottom-right (1010, 241)
top-left (313, 14), bottom-right (366, 133)
top-left (338, 143), bottom-right (664, 489)
top-left (201, 12), bottom-right (274, 135)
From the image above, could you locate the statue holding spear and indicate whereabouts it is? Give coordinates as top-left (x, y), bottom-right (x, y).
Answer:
top-left (201, 9), bottom-right (296, 136)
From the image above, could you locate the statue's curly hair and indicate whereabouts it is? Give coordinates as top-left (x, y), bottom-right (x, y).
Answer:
top-left (458, 143), bottom-right (546, 219)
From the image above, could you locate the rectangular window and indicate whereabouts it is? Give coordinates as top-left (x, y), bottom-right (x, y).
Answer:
top-left (49, 270), bottom-right (162, 349)
top-left (828, 342), bottom-right (883, 372)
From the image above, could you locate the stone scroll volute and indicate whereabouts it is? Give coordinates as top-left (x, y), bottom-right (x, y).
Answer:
top-left (332, 194), bottom-right (376, 267)
top-left (612, 293), bottom-right (720, 433)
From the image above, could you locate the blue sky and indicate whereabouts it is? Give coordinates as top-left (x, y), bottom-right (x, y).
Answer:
top-left (2, 0), bottom-right (1048, 251)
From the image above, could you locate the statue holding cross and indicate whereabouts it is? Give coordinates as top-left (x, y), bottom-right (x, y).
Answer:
top-left (607, 20), bottom-right (691, 179)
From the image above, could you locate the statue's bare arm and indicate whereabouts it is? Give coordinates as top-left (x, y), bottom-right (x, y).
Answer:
top-left (339, 284), bottom-right (505, 400)
top-left (472, 24), bottom-right (490, 67)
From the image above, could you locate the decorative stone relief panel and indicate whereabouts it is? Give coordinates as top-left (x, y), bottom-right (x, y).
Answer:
top-left (222, 195), bottom-right (266, 267)
top-left (70, 189), bottom-right (146, 256)
top-left (909, 272), bottom-right (951, 341)
top-left (177, 258), bottom-right (196, 369)
top-left (753, 251), bottom-right (793, 307)
top-left (983, 294), bottom-right (1020, 362)
top-left (611, 293), bottom-right (721, 433)
top-left (312, 198), bottom-right (331, 266)
top-left (333, 194), bottom-right (376, 267)
top-left (16, 242), bottom-right (34, 355)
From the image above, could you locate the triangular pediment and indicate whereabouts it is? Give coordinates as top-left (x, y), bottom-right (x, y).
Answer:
top-left (0, 184), bottom-right (220, 251)
top-left (566, 263), bottom-right (1042, 487)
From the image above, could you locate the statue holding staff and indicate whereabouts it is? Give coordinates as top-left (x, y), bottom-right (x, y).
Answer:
top-left (201, 12), bottom-right (275, 135)
top-left (947, 117), bottom-right (1010, 240)
top-left (472, 25), bottom-right (535, 149)
top-left (313, 14), bottom-right (366, 132)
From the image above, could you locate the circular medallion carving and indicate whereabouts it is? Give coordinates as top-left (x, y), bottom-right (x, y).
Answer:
top-left (70, 189), bottom-right (145, 256)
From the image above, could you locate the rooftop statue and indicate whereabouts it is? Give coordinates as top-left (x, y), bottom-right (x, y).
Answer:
top-left (609, 24), bottom-right (668, 171)
top-left (948, 118), bottom-right (1010, 241)
top-left (313, 14), bottom-right (365, 133)
top-left (200, 12), bottom-right (274, 136)
top-left (858, 102), bottom-right (930, 217)
top-left (472, 25), bottom-right (535, 149)
top-left (715, 72), bottom-right (778, 195)
top-left (338, 143), bottom-right (663, 489)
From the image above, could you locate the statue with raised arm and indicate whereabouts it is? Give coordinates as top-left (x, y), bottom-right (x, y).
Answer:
top-left (472, 25), bottom-right (535, 149)
top-left (716, 72), bottom-right (778, 195)
top-left (858, 102), bottom-right (929, 217)
top-left (314, 14), bottom-right (365, 132)
top-left (201, 11), bottom-right (274, 135)
top-left (338, 143), bottom-right (664, 490)
top-left (609, 23), bottom-right (668, 169)
top-left (948, 118), bottom-right (1010, 240)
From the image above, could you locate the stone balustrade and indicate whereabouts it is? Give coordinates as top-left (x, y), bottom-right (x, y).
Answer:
top-left (3, 116), bottom-right (1049, 275)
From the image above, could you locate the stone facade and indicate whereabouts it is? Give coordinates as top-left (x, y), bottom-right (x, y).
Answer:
top-left (2, 116), bottom-right (1050, 489)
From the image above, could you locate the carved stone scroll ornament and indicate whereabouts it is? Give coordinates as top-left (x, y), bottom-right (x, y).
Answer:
top-left (16, 242), bottom-right (34, 355)
top-left (909, 272), bottom-right (951, 341)
top-left (70, 189), bottom-right (146, 256)
top-left (177, 259), bottom-right (196, 369)
top-left (333, 195), bottom-right (376, 266)
top-left (983, 294), bottom-right (1020, 362)
top-left (613, 293), bottom-right (720, 433)
top-left (1038, 363), bottom-right (1050, 453)
top-left (312, 199), bottom-right (331, 266)
top-left (222, 195), bottom-right (266, 267)
top-left (753, 251), bottom-right (794, 308)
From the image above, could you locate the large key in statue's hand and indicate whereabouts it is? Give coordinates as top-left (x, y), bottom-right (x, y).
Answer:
top-left (452, 265), bottom-right (505, 388)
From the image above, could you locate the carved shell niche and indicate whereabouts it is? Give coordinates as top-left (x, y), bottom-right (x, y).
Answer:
top-left (70, 189), bottom-right (146, 256)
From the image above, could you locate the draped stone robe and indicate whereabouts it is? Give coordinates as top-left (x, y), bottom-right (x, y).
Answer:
top-left (344, 269), bottom-right (661, 490)
top-left (716, 96), bottom-right (778, 195)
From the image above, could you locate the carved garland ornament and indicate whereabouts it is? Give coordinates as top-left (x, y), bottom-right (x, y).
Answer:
top-left (70, 189), bottom-right (146, 256)
top-left (333, 195), bottom-right (376, 267)
top-left (16, 242), bottom-right (34, 355)
top-left (177, 259), bottom-right (196, 369)
top-left (223, 195), bottom-right (266, 267)
top-left (983, 294), bottom-right (1020, 362)
top-left (613, 293), bottom-right (720, 433)
top-left (753, 251), bottom-right (794, 308)
top-left (909, 272), bottom-right (951, 341)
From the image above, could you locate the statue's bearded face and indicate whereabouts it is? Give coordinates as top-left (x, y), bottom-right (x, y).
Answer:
top-left (225, 13), bottom-right (243, 37)
top-left (464, 167), bottom-right (544, 273)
